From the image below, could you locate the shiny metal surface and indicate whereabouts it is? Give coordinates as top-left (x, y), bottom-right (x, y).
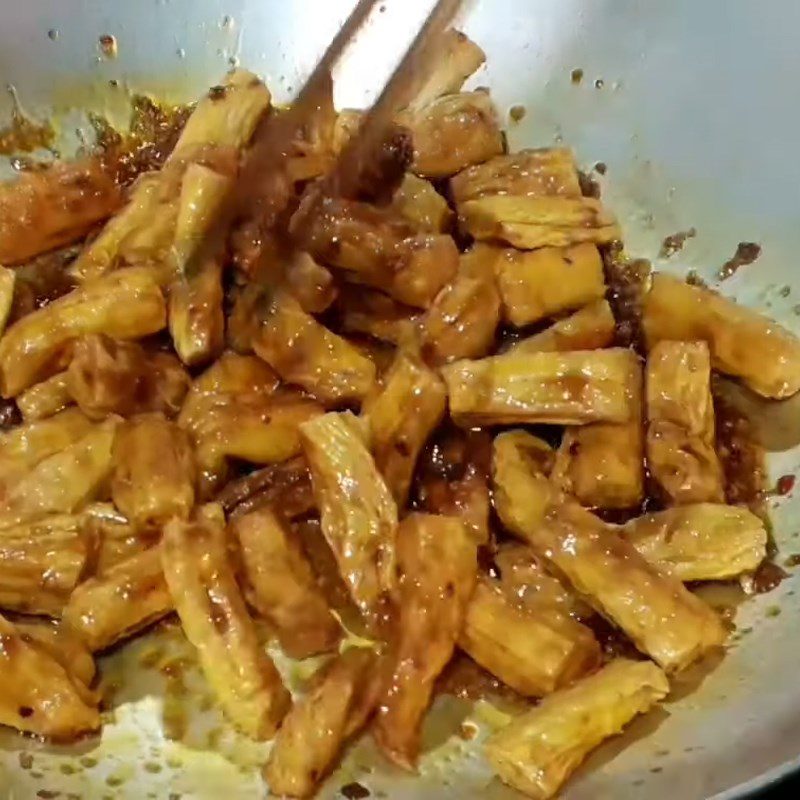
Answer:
top-left (1, 1), bottom-right (800, 798)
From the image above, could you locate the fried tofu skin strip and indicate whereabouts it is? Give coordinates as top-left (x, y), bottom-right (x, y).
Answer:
top-left (509, 299), bottom-right (616, 355)
top-left (645, 340), bottom-right (725, 504)
top-left (441, 347), bottom-right (638, 427)
top-left (0, 613), bottom-right (100, 740)
top-left (526, 503), bottom-right (727, 672)
top-left (643, 272), bottom-right (800, 399)
top-left (459, 195), bottom-right (621, 250)
top-left (0, 514), bottom-right (89, 615)
top-left (216, 455), bottom-right (315, 521)
top-left (265, 648), bottom-right (382, 798)
top-left (178, 352), bottom-right (307, 492)
top-left (621, 503), bottom-right (767, 581)
top-left (414, 427), bottom-right (492, 545)
top-left (181, 388), bottom-right (321, 496)
top-left (14, 618), bottom-right (97, 695)
top-left (0, 266), bottom-right (15, 335)
top-left (111, 413), bottom-right (196, 529)
top-left (399, 91), bottom-right (504, 178)
top-left (406, 29), bottom-right (485, 111)
top-left (300, 412), bottom-right (398, 615)
top-left (16, 371), bottom-right (72, 421)
top-left (0, 419), bottom-right (118, 528)
top-left (0, 265), bottom-right (167, 397)
top-left (373, 514), bottom-right (477, 768)
top-left (450, 148), bottom-right (582, 204)
top-left (419, 244), bottom-right (501, 364)
top-left (485, 659), bottom-right (669, 800)
top-left (292, 195), bottom-right (459, 309)
top-left (338, 286), bottom-right (421, 346)
top-left (284, 252), bottom-right (338, 314)
top-left (253, 292), bottom-right (376, 405)
top-left (83, 502), bottom-right (156, 573)
top-left (553, 353), bottom-right (644, 509)
top-left (0, 157), bottom-right (123, 266)
top-left (71, 70), bottom-right (270, 281)
top-left (491, 430), bottom-right (555, 533)
top-left (459, 579), bottom-right (600, 697)
top-left (495, 243), bottom-right (606, 327)
top-left (66, 334), bottom-right (190, 420)
top-left (232, 507), bottom-right (341, 658)
top-left (0, 407), bottom-right (93, 485)
top-left (390, 173), bottom-right (453, 232)
top-left (63, 546), bottom-right (172, 652)
top-left (494, 543), bottom-right (592, 621)
top-left (162, 513), bottom-right (291, 738)
top-left (362, 353), bottom-right (446, 506)
top-left (168, 163), bottom-right (230, 366)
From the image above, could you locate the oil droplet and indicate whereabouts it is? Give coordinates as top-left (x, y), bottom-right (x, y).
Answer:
top-left (594, 77), bottom-right (605, 89)
top-left (508, 104), bottom-right (526, 123)
top-left (99, 34), bottom-right (118, 59)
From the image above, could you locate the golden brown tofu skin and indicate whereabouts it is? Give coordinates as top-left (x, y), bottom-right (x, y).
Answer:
top-left (0, 613), bottom-right (100, 740)
top-left (450, 148), bottom-right (582, 204)
top-left (83, 501), bottom-right (156, 573)
top-left (162, 513), bottom-right (291, 739)
top-left (284, 252), bottom-right (338, 314)
top-left (460, 195), bottom-right (621, 250)
top-left (292, 195), bottom-right (459, 309)
top-left (338, 286), bottom-right (421, 346)
top-left (232, 507), bottom-right (341, 659)
top-left (390, 173), bottom-right (453, 232)
top-left (494, 543), bottom-right (592, 622)
top-left (414, 427), bottom-right (493, 545)
top-left (509, 299), bottom-right (616, 355)
top-left (492, 430), bottom-right (555, 536)
top-left (63, 546), bottom-right (172, 652)
top-left (168, 260), bottom-right (225, 367)
top-left (16, 371), bottom-right (72, 421)
top-left (0, 407), bottom-right (94, 486)
top-left (459, 579), bottom-right (601, 698)
top-left (621, 503), bottom-right (767, 581)
top-left (373, 514), bottom-right (477, 769)
top-left (252, 292), bottom-right (376, 405)
top-left (399, 91), bottom-right (504, 178)
top-left (419, 244), bottom-right (502, 364)
top-left (300, 412), bottom-right (398, 615)
top-left (14, 618), bottom-right (97, 695)
top-left (485, 659), bottom-right (669, 800)
top-left (0, 266), bottom-right (167, 397)
top-left (553, 354), bottom-right (644, 510)
top-left (0, 266), bottom-right (15, 336)
top-left (362, 353), bottom-right (447, 506)
top-left (643, 272), bottom-right (800, 399)
top-left (265, 647), bottom-right (382, 798)
top-left (216, 455), bottom-right (315, 522)
top-left (645, 340), bottom-right (724, 505)
top-left (495, 243), bottom-right (606, 327)
top-left (406, 29), bottom-right (486, 111)
top-left (187, 391), bottom-right (322, 497)
top-left (0, 514), bottom-right (89, 616)
top-left (111, 413), bottom-right (196, 529)
top-left (66, 335), bottom-right (191, 420)
top-left (0, 157), bottom-right (123, 266)
top-left (0, 419), bottom-right (118, 529)
top-left (526, 503), bottom-right (727, 673)
top-left (442, 348), bottom-right (638, 427)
